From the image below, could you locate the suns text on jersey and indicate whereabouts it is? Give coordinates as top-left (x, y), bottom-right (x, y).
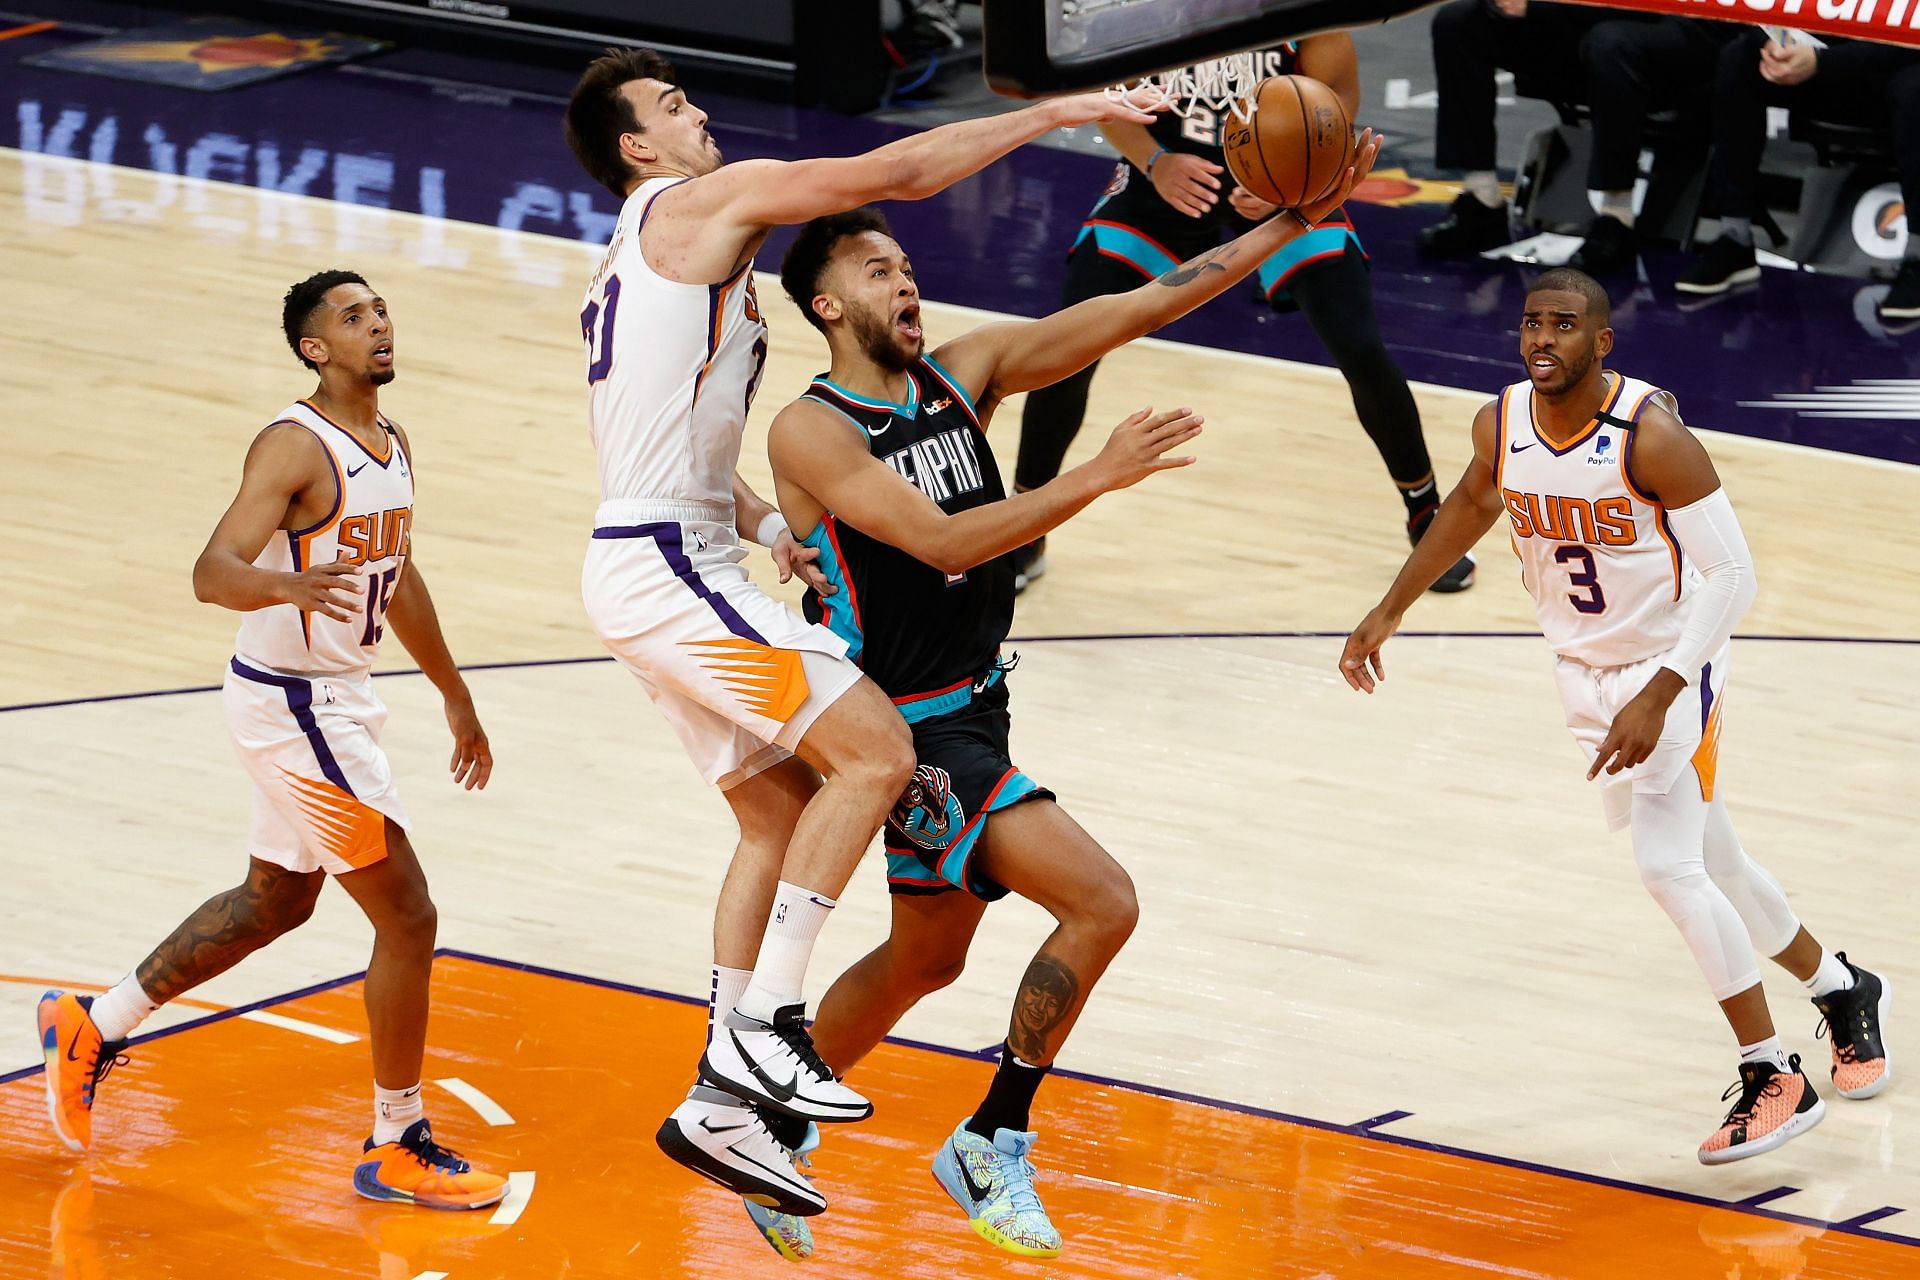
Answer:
top-left (1502, 490), bottom-right (1637, 547)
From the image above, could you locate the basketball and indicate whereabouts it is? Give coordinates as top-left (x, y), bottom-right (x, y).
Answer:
top-left (1221, 75), bottom-right (1355, 209)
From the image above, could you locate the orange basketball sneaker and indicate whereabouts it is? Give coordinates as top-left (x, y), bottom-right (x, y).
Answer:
top-left (37, 991), bottom-right (129, 1153)
top-left (1697, 1055), bottom-right (1824, 1166)
top-left (355, 1119), bottom-right (508, 1210)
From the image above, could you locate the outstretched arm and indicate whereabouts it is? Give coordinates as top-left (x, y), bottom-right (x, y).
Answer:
top-left (652, 90), bottom-right (1159, 281)
top-left (935, 131), bottom-right (1381, 409)
top-left (1339, 400), bottom-right (1506, 693)
top-left (769, 400), bottom-right (1201, 576)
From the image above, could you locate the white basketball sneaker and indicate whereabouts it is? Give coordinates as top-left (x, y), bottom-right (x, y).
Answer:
top-left (699, 1003), bottom-right (873, 1124)
top-left (654, 1087), bottom-right (827, 1216)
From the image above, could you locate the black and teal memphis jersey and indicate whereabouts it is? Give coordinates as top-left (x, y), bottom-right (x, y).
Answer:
top-left (798, 356), bottom-right (1013, 705)
top-left (1147, 44), bottom-right (1299, 159)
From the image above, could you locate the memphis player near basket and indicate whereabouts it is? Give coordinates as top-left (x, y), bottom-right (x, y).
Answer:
top-left (1340, 269), bottom-right (1890, 1165)
top-left (36, 271), bottom-right (506, 1209)
top-left (1011, 36), bottom-right (1475, 595)
top-left (742, 138), bottom-right (1381, 1264)
top-left (560, 48), bottom-right (1162, 1213)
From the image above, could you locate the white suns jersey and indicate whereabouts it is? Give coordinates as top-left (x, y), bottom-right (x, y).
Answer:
top-left (1495, 373), bottom-right (1700, 668)
top-left (581, 176), bottom-right (769, 507)
top-left (233, 400), bottom-right (414, 676)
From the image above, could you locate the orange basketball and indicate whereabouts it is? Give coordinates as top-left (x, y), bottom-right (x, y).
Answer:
top-left (1221, 75), bottom-right (1355, 209)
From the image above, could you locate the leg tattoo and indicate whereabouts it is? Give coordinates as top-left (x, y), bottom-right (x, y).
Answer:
top-left (135, 874), bottom-right (308, 1003)
top-left (1008, 953), bottom-right (1080, 1063)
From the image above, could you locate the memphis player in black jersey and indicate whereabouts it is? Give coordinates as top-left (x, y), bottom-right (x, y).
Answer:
top-left (747, 133), bottom-right (1379, 1262)
top-left (1013, 35), bottom-right (1475, 595)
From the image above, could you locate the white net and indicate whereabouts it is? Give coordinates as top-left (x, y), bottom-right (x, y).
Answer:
top-left (1103, 51), bottom-right (1261, 121)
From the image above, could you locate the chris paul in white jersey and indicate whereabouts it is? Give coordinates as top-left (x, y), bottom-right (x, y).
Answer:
top-left (1341, 269), bottom-right (1889, 1169)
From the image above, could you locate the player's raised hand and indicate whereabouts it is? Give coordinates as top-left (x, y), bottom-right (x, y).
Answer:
top-left (444, 693), bottom-right (492, 790)
top-left (1296, 128), bottom-right (1383, 225)
top-left (1338, 604), bottom-right (1399, 693)
top-left (1049, 84), bottom-right (1164, 128)
top-left (1153, 152), bottom-right (1225, 218)
top-left (772, 526), bottom-right (837, 596)
top-left (1088, 406), bottom-right (1203, 491)
top-left (282, 559), bottom-right (363, 623)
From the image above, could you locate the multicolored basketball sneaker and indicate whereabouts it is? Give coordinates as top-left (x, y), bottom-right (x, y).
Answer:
top-left (742, 1122), bottom-right (819, 1261)
top-left (931, 1121), bottom-right (1063, 1258)
top-left (37, 991), bottom-right (128, 1153)
top-left (1812, 954), bottom-right (1892, 1099)
top-left (1698, 1054), bottom-right (1825, 1166)
top-left (354, 1119), bottom-right (508, 1210)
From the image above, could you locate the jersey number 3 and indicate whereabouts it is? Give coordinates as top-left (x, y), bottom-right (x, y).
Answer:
top-left (582, 275), bottom-right (622, 384)
top-left (1555, 544), bottom-right (1607, 615)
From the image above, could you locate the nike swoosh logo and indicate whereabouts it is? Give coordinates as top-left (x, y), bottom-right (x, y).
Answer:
top-left (733, 1031), bottom-right (799, 1103)
top-left (347, 462), bottom-right (369, 477)
top-left (699, 1116), bottom-right (752, 1136)
top-left (66, 1026), bottom-right (85, 1063)
top-left (957, 1154), bottom-right (994, 1204)
top-left (1508, 441), bottom-right (1535, 454)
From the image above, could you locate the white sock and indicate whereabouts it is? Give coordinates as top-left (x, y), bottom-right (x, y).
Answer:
top-left (373, 1082), bottom-right (425, 1144)
top-left (1464, 170), bottom-right (1502, 208)
top-left (1738, 1036), bottom-right (1791, 1073)
top-left (709, 964), bottom-right (751, 1038)
top-left (734, 882), bottom-right (836, 1024)
top-left (1803, 950), bottom-right (1853, 999)
top-left (1593, 190), bottom-right (1634, 228)
top-left (89, 975), bottom-right (160, 1042)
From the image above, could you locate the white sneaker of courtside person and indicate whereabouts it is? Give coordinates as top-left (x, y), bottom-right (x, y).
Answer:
top-left (699, 1003), bottom-right (873, 1124)
top-left (655, 1086), bottom-right (827, 1217)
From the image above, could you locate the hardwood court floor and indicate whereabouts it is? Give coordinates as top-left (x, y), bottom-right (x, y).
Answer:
top-left (2, 148), bottom-right (1919, 1277)
top-left (4, 955), bottom-right (1916, 1280)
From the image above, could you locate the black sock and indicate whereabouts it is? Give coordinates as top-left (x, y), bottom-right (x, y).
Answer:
top-left (761, 1105), bottom-right (812, 1151)
top-left (965, 1043), bottom-right (1050, 1141)
top-left (1403, 478), bottom-right (1440, 539)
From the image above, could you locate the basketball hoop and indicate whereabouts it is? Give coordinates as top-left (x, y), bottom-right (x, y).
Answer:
top-left (1103, 51), bottom-right (1261, 121)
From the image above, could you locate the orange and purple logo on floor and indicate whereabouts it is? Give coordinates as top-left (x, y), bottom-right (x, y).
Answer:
top-left (22, 18), bottom-right (383, 92)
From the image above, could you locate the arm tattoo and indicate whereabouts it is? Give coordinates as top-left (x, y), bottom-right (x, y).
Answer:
top-left (1155, 243), bottom-right (1238, 288)
top-left (1008, 952), bottom-right (1081, 1063)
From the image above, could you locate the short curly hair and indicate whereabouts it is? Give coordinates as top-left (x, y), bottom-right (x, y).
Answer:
top-left (779, 208), bottom-right (895, 333)
top-left (282, 269), bottom-right (368, 370)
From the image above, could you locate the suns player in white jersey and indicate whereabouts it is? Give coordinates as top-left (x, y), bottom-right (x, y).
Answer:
top-left (560, 48), bottom-right (1159, 1214)
top-left (1340, 269), bottom-right (1889, 1165)
top-left (36, 272), bottom-right (506, 1209)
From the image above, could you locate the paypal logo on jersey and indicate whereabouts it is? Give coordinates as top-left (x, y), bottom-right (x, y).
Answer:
top-left (1589, 434), bottom-right (1615, 466)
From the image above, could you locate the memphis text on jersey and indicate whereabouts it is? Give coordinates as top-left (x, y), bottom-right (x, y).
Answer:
top-left (881, 422), bottom-right (987, 504)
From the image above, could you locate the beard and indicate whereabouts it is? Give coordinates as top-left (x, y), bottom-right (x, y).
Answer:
top-left (847, 303), bottom-right (918, 372)
top-left (368, 367), bottom-right (396, 387)
top-left (1539, 345), bottom-right (1593, 395)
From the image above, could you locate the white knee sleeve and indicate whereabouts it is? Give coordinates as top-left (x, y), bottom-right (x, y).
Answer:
top-left (1702, 795), bottom-right (1801, 958)
top-left (1630, 786), bottom-right (1762, 1001)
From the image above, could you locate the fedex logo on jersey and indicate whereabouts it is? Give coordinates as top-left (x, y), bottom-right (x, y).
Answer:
top-left (882, 427), bottom-right (986, 504)
top-left (1502, 490), bottom-right (1637, 547)
top-left (336, 506), bottom-right (413, 566)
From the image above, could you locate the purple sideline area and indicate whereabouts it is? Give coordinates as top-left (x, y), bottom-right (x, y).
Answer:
top-left (5, 24), bottom-right (1918, 465)
top-left (5, 948), bottom-right (1913, 1250)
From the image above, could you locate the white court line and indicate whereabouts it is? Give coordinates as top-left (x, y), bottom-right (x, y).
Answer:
top-left (1377, 1243), bottom-right (1562, 1279)
top-left (435, 1076), bottom-right (515, 1126)
top-left (490, 1171), bottom-right (535, 1226)
top-left (4, 147), bottom-right (1911, 478)
top-left (1067, 1172), bottom-right (1201, 1204)
top-left (409, 1272), bottom-right (449, 1280)
top-left (236, 1009), bottom-right (358, 1044)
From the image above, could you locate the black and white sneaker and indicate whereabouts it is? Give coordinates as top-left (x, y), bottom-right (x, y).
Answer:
top-left (1011, 537), bottom-right (1046, 596)
top-left (656, 1087), bottom-right (827, 1216)
top-left (1568, 214), bottom-right (1638, 276)
top-left (699, 1004), bottom-right (873, 1124)
top-left (1676, 238), bottom-right (1760, 295)
top-left (1417, 193), bottom-right (1510, 260)
top-left (1410, 519), bottom-right (1476, 594)
top-left (1879, 262), bottom-right (1920, 320)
